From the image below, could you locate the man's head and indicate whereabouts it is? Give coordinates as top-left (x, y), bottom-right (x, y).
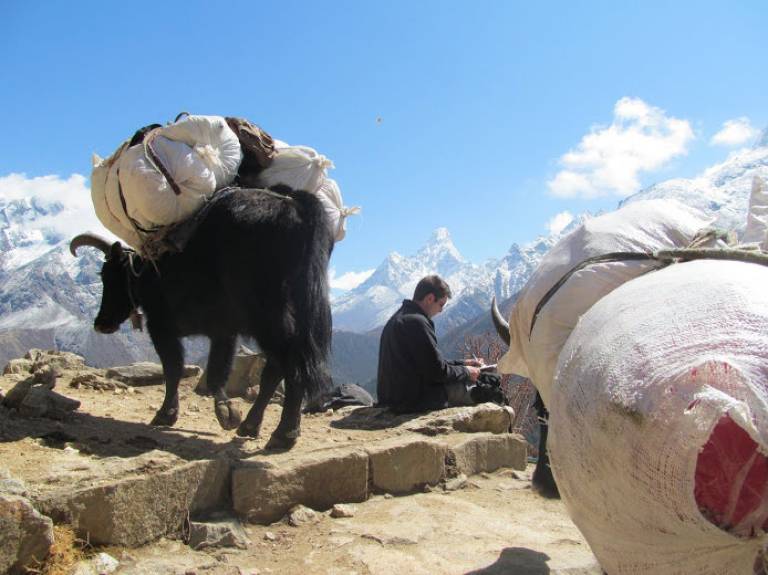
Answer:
top-left (413, 275), bottom-right (452, 318)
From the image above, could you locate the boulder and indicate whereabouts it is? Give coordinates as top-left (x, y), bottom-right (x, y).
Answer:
top-left (188, 517), bottom-right (249, 550)
top-left (105, 362), bottom-right (202, 387)
top-left (447, 433), bottom-right (527, 476)
top-left (25, 349), bottom-right (86, 372)
top-left (0, 494), bottom-right (54, 574)
top-left (406, 404), bottom-right (514, 435)
top-left (34, 453), bottom-right (230, 546)
top-left (19, 386), bottom-right (81, 420)
top-left (366, 439), bottom-right (446, 494)
top-left (233, 447), bottom-right (368, 524)
top-left (330, 503), bottom-right (356, 518)
top-left (287, 504), bottom-right (320, 526)
top-left (2, 358), bottom-right (33, 376)
top-left (196, 349), bottom-right (267, 398)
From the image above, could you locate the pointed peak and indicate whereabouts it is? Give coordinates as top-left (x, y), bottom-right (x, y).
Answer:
top-left (430, 227), bottom-right (451, 243)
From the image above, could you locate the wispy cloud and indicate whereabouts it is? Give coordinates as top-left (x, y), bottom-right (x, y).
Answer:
top-left (546, 211), bottom-right (574, 235)
top-left (548, 97), bottom-right (694, 199)
top-left (710, 117), bottom-right (759, 147)
top-left (329, 268), bottom-right (374, 291)
top-left (0, 172), bottom-right (114, 242)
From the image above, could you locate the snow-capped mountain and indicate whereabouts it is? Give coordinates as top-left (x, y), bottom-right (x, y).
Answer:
top-left (0, 197), bottom-right (69, 271)
top-left (2, 129), bottom-right (767, 371)
top-left (331, 226), bottom-right (572, 335)
top-left (621, 142), bottom-right (768, 230)
top-left (333, 131), bottom-right (768, 335)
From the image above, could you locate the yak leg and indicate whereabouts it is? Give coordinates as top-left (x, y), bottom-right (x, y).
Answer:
top-left (236, 356), bottom-right (284, 438)
top-left (150, 330), bottom-right (183, 427)
top-left (206, 335), bottom-right (242, 431)
top-left (266, 376), bottom-right (304, 450)
top-left (532, 392), bottom-right (560, 499)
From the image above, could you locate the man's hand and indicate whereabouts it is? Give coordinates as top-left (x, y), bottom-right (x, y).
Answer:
top-left (465, 357), bottom-right (485, 368)
top-left (466, 366), bottom-right (481, 382)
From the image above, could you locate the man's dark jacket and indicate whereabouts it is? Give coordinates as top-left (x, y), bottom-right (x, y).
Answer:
top-left (377, 299), bottom-right (468, 412)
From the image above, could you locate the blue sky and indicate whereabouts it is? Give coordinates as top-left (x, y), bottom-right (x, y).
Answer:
top-left (2, 1), bottom-right (766, 290)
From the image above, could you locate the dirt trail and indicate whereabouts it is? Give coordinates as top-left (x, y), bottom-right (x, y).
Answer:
top-left (112, 465), bottom-right (599, 575)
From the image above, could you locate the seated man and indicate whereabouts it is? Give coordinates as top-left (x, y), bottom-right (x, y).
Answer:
top-left (376, 275), bottom-right (484, 413)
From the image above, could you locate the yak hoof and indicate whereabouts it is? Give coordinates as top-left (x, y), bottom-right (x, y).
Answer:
top-left (150, 408), bottom-right (179, 427)
top-left (214, 400), bottom-right (242, 431)
top-left (235, 420), bottom-right (261, 438)
top-left (265, 430), bottom-right (299, 450)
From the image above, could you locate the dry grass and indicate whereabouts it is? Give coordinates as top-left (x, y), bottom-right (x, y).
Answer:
top-left (31, 525), bottom-right (89, 575)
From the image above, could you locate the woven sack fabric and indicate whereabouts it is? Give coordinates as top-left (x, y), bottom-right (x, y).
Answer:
top-left (550, 260), bottom-right (768, 574)
top-left (497, 198), bottom-right (713, 406)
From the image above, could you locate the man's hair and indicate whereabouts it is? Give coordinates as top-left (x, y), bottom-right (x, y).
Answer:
top-left (413, 275), bottom-right (452, 301)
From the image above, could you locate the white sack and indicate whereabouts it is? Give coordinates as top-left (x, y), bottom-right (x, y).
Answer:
top-left (316, 178), bottom-right (361, 242)
top-left (118, 139), bottom-right (215, 229)
top-left (256, 142), bottom-right (359, 242)
top-left (90, 115), bottom-right (242, 249)
top-left (549, 260), bottom-right (768, 574)
top-left (153, 115), bottom-right (242, 186)
top-left (91, 146), bottom-right (142, 248)
top-left (256, 143), bottom-right (334, 194)
top-left (497, 199), bottom-right (713, 405)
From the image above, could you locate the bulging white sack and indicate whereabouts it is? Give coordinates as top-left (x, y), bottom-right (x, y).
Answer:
top-left (316, 178), bottom-right (361, 242)
top-left (549, 260), bottom-right (768, 574)
top-left (90, 115), bottom-right (242, 249)
top-left (497, 199), bottom-right (713, 405)
top-left (256, 142), bottom-right (333, 194)
top-left (256, 141), bottom-right (359, 242)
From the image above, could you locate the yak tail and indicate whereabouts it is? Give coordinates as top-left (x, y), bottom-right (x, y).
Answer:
top-left (287, 189), bottom-right (334, 401)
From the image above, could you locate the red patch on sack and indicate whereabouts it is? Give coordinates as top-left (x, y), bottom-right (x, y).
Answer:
top-left (694, 415), bottom-right (768, 537)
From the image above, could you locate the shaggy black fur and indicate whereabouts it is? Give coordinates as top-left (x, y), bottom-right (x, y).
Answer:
top-left (90, 187), bottom-right (333, 449)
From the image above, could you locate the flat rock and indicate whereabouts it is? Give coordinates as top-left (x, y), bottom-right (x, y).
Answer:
top-left (330, 503), bottom-right (356, 518)
top-left (19, 386), bottom-right (81, 419)
top-left (105, 363), bottom-right (201, 386)
top-left (72, 552), bottom-right (120, 575)
top-left (34, 451), bottom-right (230, 546)
top-left (0, 469), bottom-right (28, 498)
top-left (0, 493), bottom-right (54, 574)
top-left (406, 403), bottom-right (514, 435)
top-left (287, 504), bottom-right (320, 526)
top-left (366, 438), bottom-right (445, 494)
top-left (188, 517), bottom-right (249, 550)
top-left (446, 433), bottom-right (528, 476)
top-left (233, 447), bottom-right (369, 524)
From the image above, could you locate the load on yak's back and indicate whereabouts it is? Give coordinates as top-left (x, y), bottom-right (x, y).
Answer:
top-left (493, 176), bottom-right (768, 574)
top-left (90, 113), bottom-right (359, 256)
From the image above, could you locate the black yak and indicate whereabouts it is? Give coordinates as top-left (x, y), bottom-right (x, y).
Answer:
top-left (70, 186), bottom-right (333, 449)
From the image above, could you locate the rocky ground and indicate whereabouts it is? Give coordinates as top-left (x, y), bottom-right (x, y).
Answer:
top-left (0, 350), bottom-right (600, 574)
top-left (104, 466), bottom-right (599, 575)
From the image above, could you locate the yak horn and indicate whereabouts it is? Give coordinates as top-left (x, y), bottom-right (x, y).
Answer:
top-left (69, 233), bottom-right (112, 257)
top-left (491, 296), bottom-right (511, 346)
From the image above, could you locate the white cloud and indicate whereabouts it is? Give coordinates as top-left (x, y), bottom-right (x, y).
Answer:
top-left (329, 268), bottom-right (375, 291)
top-left (710, 117), bottom-right (759, 147)
top-left (546, 211), bottom-right (574, 235)
top-left (547, 97), bottom-right (694, 199)
top-left (0, 172), bottom-right (114, 243)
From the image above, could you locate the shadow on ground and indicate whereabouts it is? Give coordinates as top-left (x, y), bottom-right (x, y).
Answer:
top-left (330, 406), bottom-right (423, 430)
top-left (467, 547), bottom-right (552, 575)
top-left (0, 405), bottom-right (257, 461)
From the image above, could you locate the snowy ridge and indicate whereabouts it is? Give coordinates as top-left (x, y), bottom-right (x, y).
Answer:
top-left (331, 226), bottom-right (571, 334)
